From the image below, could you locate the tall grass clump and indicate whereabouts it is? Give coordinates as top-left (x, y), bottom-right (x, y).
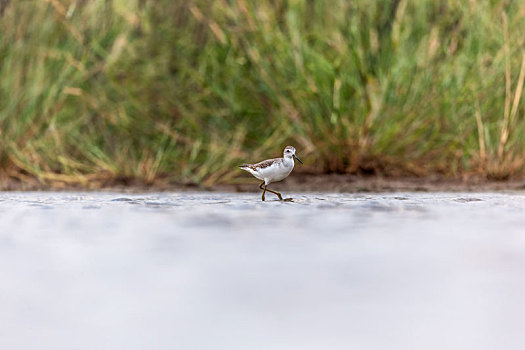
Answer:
top-left (1, 0), bottom-right (525, 187)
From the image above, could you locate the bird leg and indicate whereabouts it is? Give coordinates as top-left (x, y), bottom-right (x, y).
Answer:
top-left (259, 181), bottom-right (289, 201)
top-left (264, 185), bottom-right (283, 201)
top-left (259, 181), bottom-right (266, 201)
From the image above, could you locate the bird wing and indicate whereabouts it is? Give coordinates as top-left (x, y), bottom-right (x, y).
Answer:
top-left (239, 158), bottom-right (279, 171)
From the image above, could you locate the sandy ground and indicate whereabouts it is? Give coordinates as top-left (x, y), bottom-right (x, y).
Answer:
top-left (228, 174), bottom-right (525, 193)
top-left (3, 173), bottom-right (525, 193)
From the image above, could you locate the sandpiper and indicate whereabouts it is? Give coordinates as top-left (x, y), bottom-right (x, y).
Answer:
top-left (239, 146), bottom-right (303, 201)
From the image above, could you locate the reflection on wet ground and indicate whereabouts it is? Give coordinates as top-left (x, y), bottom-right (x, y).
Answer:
top-left (1, 192), bottom-right (525, 349)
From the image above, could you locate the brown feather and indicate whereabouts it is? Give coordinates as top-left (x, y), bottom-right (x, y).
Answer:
top-left (240, 158), bottom-right (281, 171)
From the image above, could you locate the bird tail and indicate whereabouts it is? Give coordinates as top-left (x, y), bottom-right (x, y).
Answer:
top-left (238, 164), bottom-right (251, 172)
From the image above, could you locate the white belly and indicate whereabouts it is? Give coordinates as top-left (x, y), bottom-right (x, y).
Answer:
top-left (257, 162), bottom-right (293, 184)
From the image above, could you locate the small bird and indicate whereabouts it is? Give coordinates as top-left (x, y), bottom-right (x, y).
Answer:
top-left (239, 146), bottom-right (303, 201)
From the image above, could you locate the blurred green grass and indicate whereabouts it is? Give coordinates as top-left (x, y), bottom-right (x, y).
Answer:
top-left (1, 0), bottom-right (525, 187)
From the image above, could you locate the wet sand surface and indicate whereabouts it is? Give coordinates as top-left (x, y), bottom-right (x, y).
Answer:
top-left (1, 192), bottom-right (525, 349)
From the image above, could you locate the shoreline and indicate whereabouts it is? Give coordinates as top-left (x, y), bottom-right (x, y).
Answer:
top-left (222, 174), bottom-right (525, 193)
top-left (1, 174), bottom-right (525, 193)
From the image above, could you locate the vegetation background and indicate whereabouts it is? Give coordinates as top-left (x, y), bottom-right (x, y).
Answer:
top-left (1, 0), bottom-right (525, 188)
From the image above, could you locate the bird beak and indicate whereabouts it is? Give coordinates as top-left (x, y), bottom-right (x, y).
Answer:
top-left (293, 154), bottom-right (303, 164)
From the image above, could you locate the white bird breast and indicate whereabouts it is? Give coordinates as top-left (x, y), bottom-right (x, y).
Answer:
top-left (257, 160), bottom-right (294, 184)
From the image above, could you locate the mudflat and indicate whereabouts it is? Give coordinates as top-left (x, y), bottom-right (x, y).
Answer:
top-left (1, 191), bottom-right (525, 349)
